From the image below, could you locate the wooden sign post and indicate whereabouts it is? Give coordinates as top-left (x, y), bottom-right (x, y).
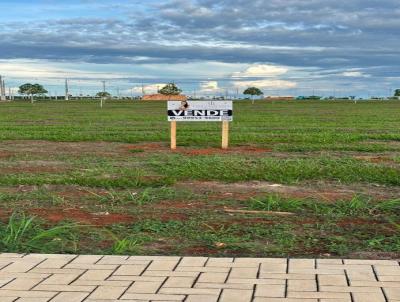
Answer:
top-left (168, 100), bottom-right (233, 150)
top-left (171, 120), bottom-right (177, 150)
top-left (221, 120), bottom-right (229, 149)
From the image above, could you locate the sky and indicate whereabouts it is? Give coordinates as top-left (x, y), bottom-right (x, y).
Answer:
top-left (0, 0), bottom-right (399, 97)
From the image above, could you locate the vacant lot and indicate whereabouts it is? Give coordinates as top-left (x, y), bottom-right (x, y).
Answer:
top-left (0, 100), bottom-right (399, 258)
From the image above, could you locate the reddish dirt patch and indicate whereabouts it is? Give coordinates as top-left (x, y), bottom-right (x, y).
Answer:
top-left (153, 200), bottom-right (218, 210)
top-left (158, 212), bottom-right (188, 222)
top-left (354, 155), bottom-right (394, 164)
top-left (124, 143), bottom-right (166, 153)
top-left (1, 166), bottom-right (66, 174)
top-left (176, 146), bottom-right (272, 156)
top-left (0, 208), bottom-right (12, 221)
top-left (0, 151), bottom-right (13, 159)
top-left (30, 208), bottom-right (134, 226)
top-left (184, 246), bottom-right (219, 256)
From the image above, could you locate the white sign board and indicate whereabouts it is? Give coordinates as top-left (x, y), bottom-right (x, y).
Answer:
top-left (168, 101), bottom-right (233, 122)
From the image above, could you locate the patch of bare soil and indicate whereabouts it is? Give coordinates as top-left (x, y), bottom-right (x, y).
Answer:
top-left (29, 208), bottom-right (134, 226)
top-left (0, 140), bottom-right (141, 157)
top-left (153, 200), bottom-right (218, 210)
top-left (176, 146), bottom-right (272, 156)
top-left (348, 251), bottom-right (400, 260)
top-left (0, 141), bottom-right (277, 158)
top-left (176, 180), bottom-right (400, 202)
top-left (353, 155), bottom-right (397, 165)
top-left (0, 151), bottom-right (13, 159)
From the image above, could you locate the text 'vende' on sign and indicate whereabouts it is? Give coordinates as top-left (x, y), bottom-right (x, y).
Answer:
top-left (168, 101), bottom-right (233, 122)
top-left (167, 100), bottom-right (233, 149)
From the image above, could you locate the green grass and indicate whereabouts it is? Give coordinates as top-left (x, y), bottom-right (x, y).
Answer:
top-left (1, 100), bottom-right (400, 151)
top-left (0, 100), bottom-right (399, 258)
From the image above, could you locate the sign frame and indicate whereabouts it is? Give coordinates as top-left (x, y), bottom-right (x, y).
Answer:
top-left (168, 100), bottom-right (233, 149)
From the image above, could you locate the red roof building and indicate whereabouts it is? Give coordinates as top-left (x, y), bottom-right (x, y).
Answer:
top-left (142, 94), bottom-right (187, 101)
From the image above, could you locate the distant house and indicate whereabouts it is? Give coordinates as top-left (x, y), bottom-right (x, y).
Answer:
top-left (142, 94), bottom-right (187, 101)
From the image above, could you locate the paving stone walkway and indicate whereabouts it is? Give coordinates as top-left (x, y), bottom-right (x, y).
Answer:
top-left (0, 254), bottom-right (399, 302)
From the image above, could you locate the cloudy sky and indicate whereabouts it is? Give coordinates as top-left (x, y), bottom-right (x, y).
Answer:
top-left (0, 0), bottom-right (399, 97)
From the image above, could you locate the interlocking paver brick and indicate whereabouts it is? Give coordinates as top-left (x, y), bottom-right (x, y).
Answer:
top-left (36, 258), bottom-right (72, 269)
top-left (318, 274), bottom-right (348, 286)
top-left (378, 275), bottom-right (400, 282)
top-left (87, 285), bottom-right (127, 299)
top-left (227, 278), bottom-right (284, 285)
top-left (69, 255), bottom-right (102, 264)
top-left (147, 260), bottom-right (179, 271)
top-left (219, 288), bottom-right (253, 302)
top-left (64, 263), bottom-right (117, 270)
top-left (72, 279), bottom-right (132, 286)
top-left (230, 267), bottom-right (258, 279)
top-left (113, 265), bottom-right (147, 276)
top-left (120, 293), bottom-right (185, 300)
top-left (289, 259), bottom-right (315, 269)
top-left (352, 292), bottom-right (386, 302)
top-left (14, 298), bottom-right (51, 302)
top-left (108, 275), bottom-right (166, 282)
top-left (351, 280), bottom-right (400, 287)
top-left (78, 269), bottom-right (113, 280)
top-left (127, 281), bottom-right (163, 293)
top-left (0, 254), bottom-right (396, 301)
top-left (30, 268), bottom-right (85, 275)
top-left (197, 272), bottom-right (228, 283)
top-left (23, 254), bottom-right (75, 260)
top-left (159, 287), bottom-right (220, 295)
top-left (185, 294), bottom-right (219, 302)
top-left (3, 278), bottom-right (44, 290)
top-left (142, 270), bottom-right (199, 277)
top-left (288, 279), bottom-right (317, 291)
top-left (320, 285), bottom-right (381, 293)
top-left (344, 259), bottom-right (398, 266)
top-left (253, 299), bottom-right (317, 302)
top-left (178, 257), bottom-right (208, 267)
top-left (384, 287), bottom-right (400, 300)
top-left (49, 292), bottom-right (89, 302)
top-left (175, 266), bottom-right (229, 273)
top-left (42, 273), bottom-right (81, 285)
top-left (0, 289), bottom-right (57, 298)
top-left (163, 276), bottom-right (195, 288)
top-left (260, 263), bottom-right (287, 273)
top-left (374, 265), bottom-right (400, 276)
top-left (259, 273), bottom-right (315, 280)
top-left (2, 260), bottom-right (43, 273)
top-left (316, 259), bottom-right (343, 265)
top-left (195, 282), bottom-right (253, 289)
top-left (255, 284), bottom-right (285, 297)
top-left (33, 284), bottom-right (96, 292)
top-left (346, 270), bottom-right (376, 281)
top-left (96, 255), bottom-right (129, 264)
top-left (287, 291), bottom-right (351, 299)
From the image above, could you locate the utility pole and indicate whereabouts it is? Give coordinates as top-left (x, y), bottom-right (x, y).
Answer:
top-left (0, 76), bottom-right (6, 101)
top-left (65, 79), bottom-right (69, 101)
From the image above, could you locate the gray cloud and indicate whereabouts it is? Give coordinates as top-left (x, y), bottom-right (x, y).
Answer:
top-left (0, 0), bottom-right (399, 81)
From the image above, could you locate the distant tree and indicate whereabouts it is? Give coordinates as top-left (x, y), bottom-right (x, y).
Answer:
top-left (243, 87), bottom-right (263, 104)
top-left (394, 89), bottom-right (400, 97)
top-left (18, 83), bottom-right (48, 103)
top-left (159, 83), bottom-right (182, 100)
top-left (96, 91), bottom-right (111, 99)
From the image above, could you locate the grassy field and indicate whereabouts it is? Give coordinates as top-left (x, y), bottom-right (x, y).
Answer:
top-left (0, 100), bottom-right (399, 258)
